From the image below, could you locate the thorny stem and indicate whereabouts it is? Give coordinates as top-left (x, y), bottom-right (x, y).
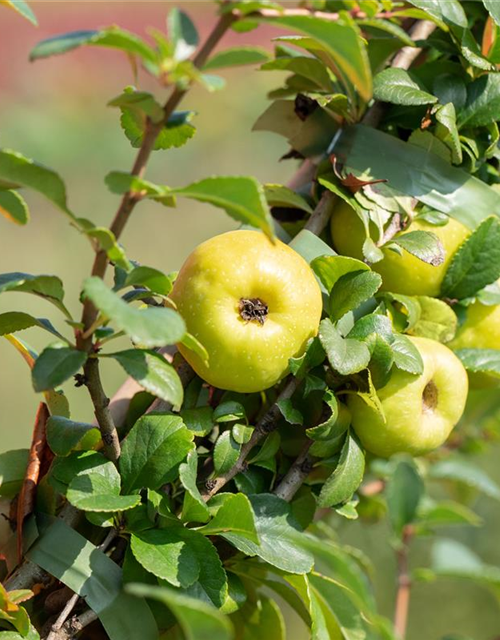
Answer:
top-left (394, 526), bottom-right (414, 640)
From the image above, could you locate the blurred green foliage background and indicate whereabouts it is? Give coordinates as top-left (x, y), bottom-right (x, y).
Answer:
top-left (0, 4), bottom-right (499, 640)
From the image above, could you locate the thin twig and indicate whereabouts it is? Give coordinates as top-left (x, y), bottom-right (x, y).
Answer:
top-left (84, 357), bottom-right (121, 463)
top-left (274, 441), bottom-right (315, 501)
top-left (394, 526), bottom-right (414, 639)
top-left (201, 377), bottom-right (299, 500)
top-left (304, 190), bottom-right (336, 236)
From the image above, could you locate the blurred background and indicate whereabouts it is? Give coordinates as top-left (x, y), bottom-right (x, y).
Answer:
top-left (0, 3), bottom-right (499, 640)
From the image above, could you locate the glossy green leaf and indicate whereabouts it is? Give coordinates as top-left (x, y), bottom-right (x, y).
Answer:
top-left (105, 171), bottom-right (175, 207)
top-left (179, 450), bottom-right (210, 522)
top-left (0, 273), bottom-right (67, 316)
top-left (124, 266), bottom-right (173, 296)
top-left (434, 103), bottom-right (462, 164)
top-left (318, 431), bottom-right (364, 508)
top-left (337, 125), bottom-right (500, 229)
top-left (32, 344), bottom-right (87, 392)
top-left (430, 458), bottom-right (500, 500)
top-left (127, 584), bottom-right (233, 640)
top-left (49, 451), bottom-right (107, 493)
top-left (110, 349), bottom-right (183, 408)
top-left (46, 416), bottom-right (100, 456)
top-left (391, 333), bottom-right (424, 374)
top-left (67, 461), bottom-right (140, 512)
top-left (0, 312), bottom-right (65, 340)
top-left (458, 73), bottom-right (500, 129)
top-left (329, 270), bottom-right (382, 321)
top-left (454, 348), bottom-right (500, 379)
top-left (373, 68), bottom-right (437, 106)
top-left (107, 88), bottom-right (164, 123)
top-left (407, 0), bottom-right (467, 29)
top-left (200, 493), bottom-right (258, 542)
top-left (386, 457), bottom-right (424, 536)
top-left (168, 8), bottom-right (199, 61)
top-left (312, 255), bottom-right (369, 294)
top-left (0, 150), bottom-right (72, 218)
top-left (131, 529), bottom-right (200, 587)
top-left (392, 230), bottom-right (445, 266)
top-left (223, 494), bottom-right (314, 574)
top-left (263, 15), bottom-right (372, 102)
top-left (84, 226), bottom-right (132, 272)
top-left (232, 595), bottom-right (285, 639)
top-left (0, 449), bottom-right (29, 498)
top-left (120, 109), bottom-right (196, 151)
top-left (441, 217), bottom-right (500, 300)
top-left (408, 297), bottom-right (457, 343)
top-left (264, 183), bottom-right (313, 213)
top-left (277, 398), bottom-right (303, 425)
top-left (483, 0), bottom-right (500, 26)
top-left (319, 319), bottom-right (371, 376)
top-left (83, 277), bottom-right (185, 348)
top-left (204, 46), bottom-right (271, 70)
top-left (27, 519), bottom-right (157, 640)
top-left (30, 27), bottom-right (157, 62)
top-left (173, 176), bottom-right (274, 240)
top-left (0, 190), bottom-right (29, 225)
top-left (213, 431), bottom-right (241, 475)
top-left (180, 407), bottom-right (214, 436)
top-left (119, 413), bottom-right (194, 493)
top-left (0, 0), bottom-right (37, 25)
top-left (213, 400), bottom-right (246, 423)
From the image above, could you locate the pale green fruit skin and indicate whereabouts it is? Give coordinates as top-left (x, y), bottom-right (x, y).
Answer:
top-left (450, 301), bottom-right (500, 388)
top-left (348, 336), bottom-right (468, 458)
top-left (171, 230), bottom-right (323, 393)
top-left (330, 201), bottom-right (470, 297)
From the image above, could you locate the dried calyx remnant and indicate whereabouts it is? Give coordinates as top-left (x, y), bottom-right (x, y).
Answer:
top-left (239, 297), bottom-right (269, 325)
top-left (423, 381), bottom-right (439, 412)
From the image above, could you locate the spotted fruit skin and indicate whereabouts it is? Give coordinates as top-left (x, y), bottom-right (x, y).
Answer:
top-left (170, 230), bottom-right (323, 393)
top-left (348, 336), bottom-right (468, 457)
top-left (330, 201), bottom-right (470, 297)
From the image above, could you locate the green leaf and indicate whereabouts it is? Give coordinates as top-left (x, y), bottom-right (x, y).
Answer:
top-left (105, 171), bottom-right (175, 207)
top-left (458, 73), bottom-right (500, 129)
top-left (309, 572), bottom-right (367, 640)
top-left (329, 270), bottom-right (382, 321)
top-left (179, 450), bottom-right (210, 522)
top-left (0, 312), bottom-right (65, 340)
top-left (0, 0), bottom-right (37, 25)
top-left (82, 277), bottom-right (185, 348)
top-left (213, 431), bottom-right (241, 475)
top-left (277, 398), bottom-right (303, 425)
top-left (108, 88), bottom-right (164, 123)
top-left (30, 27), bottom-right (157, 62)
top-left (110, 349), bottom-right (183, 408)
top-left (0, 190), bottom-right (29, 225)
top-left (454, 348), bottom-right (500, 379)
top-left (429, 458), bottom-right (500, 500)
top-left (67, 461), bottom-right (140, 512)
top-left (441, 217), bottom-right (500, 300)
top-left (318, 431), bottom-right (365, 508)
top-left (131, 529), bottom-right (200, 587)
top-left (386, 457), bottom-right (424, 536)
top-left (358, 17), bottom-right (416, 47)
top-left (264, 183), bottom-right (313, 213)
top-left (223, 494), bottom-right (314, 574)
top-left (319, 319), bottom-right (371, 376)
top-left (406, 0), bottom-right (467, 29)
top-left (168, 8), bottom-right (199, 61)
top-left (200, 493), bottom-right (258, 542)
top-left (0, 273), bottom-right (68, 316)
top-left (0, 449), bottom-right (28, 498)
top-left (263, 15), bottom-right (372, 102)
top-left (392, 230), bottom-right (445, 266)
top-left (120, 109), bottom-right (196, 151)
top-left (408, 297), bottom-right (457, 343)
top-left (46, 416), bottom-right (100, 457)
top-left (126, 584), bottom-right (233, 640)
top-left (81, 225), bottom-right (132, 273)
top-left (434, 103), bottom-right (462, 165)
top-left (119, 413), bottom-right (194, 493)
top-left (391, 333), bottom-right (424, 374)
top-left (124, 266), bottom-right (173, 296)
top-left (213, 400), bottom-right (246, 423)
top-left (336, 125), bottom-right (500, 229)
top-left (232, 595), bottom-right (285, 639)
top-left (417, 499), bottom-right (482, 529)
top-left (27, 519), bottom-right (157, 640)
top-left (373, 68), bottom-right (437, 106)
top-left (32, 344), bottom-right (87, 392)
top-left (180, 407), bottom-right (214, 436)
top-left (312, 255), bottom-right (369, 294)
top-left (0, 150), bottom-right (72, 219)
top-left (483, 0), bottom-right (500, 26)
top-left (204, 46), bottom-right (271, 70)
top-left (173, 176), bottom-right (274, 240)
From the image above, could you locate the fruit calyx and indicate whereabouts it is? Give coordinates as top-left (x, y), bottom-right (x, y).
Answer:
top-left (239, 298), bottom-right (268, 325)
top-left (422, 380), bottom-right (438, 413)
